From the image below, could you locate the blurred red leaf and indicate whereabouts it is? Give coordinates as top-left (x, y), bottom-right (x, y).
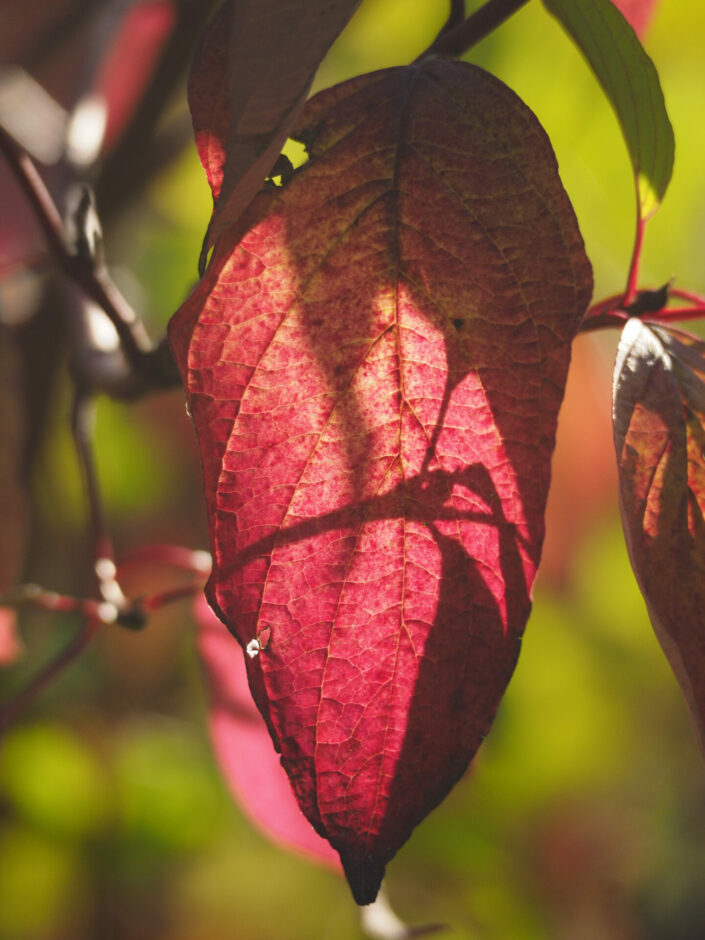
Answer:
top-left (541, 335), bottom-right (617, 590)
top-left (170, 59), bottom-right (592, 902)
top-left (95, 0), bottom-right (176, 152)
top-left (611, 0), bottom-right (660, 37)
top-left (614, 319), bottom-right (705, 752)
top-left (0, 609), bottom-right (21, 666)
top-left (196, 595), bottom-right (341, 867)
top-left (189, 0), bottom-right (360, 257)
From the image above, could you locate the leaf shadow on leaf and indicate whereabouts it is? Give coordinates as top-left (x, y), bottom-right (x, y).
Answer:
top-left (211, 449), bottom-right (530, 898)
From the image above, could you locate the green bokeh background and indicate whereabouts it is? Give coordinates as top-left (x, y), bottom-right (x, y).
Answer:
top-left (3, 1), bottom-right (705, 937)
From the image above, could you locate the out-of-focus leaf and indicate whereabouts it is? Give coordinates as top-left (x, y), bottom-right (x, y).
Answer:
top-left (196, 595), bottom-right (341, 868)
top-left (541, 335), bottom-right (616, 590)
top-left (94, 0), bottom-right (175, 153)
top-left (114, 720), bottom-right (221, 854)
top-left (542, 0), bottom-right (673, 219)
top-left (0, 723), bottom-right (109, 837)
top-left (611, 0), bottom-right (661, 37)
top-left (613, 319), bottom-right (705, 753)
top-left (188, 0), bottom-right (360, 260)
top-left (171, 58), bottom-right (592, 903)
top-left (0, 608), bottom-right (21, 665)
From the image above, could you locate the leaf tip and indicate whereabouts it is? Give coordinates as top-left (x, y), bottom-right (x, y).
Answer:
top-left (340, 848), bottom-right (387, 906)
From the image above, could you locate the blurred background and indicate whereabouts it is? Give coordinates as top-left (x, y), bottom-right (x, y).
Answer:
top-left (2, 1), bottom-right (705, 937)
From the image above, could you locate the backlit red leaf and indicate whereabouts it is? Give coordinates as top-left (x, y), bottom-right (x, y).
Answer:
top-left (614, 319), bottom-right (705, 753)
top-left (189, 0), bottom-right (360, 260)
top-left (170, 59), bottom-right (592, 902)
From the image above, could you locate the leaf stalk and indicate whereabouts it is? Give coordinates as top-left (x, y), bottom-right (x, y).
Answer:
top-left (423, 0), bottom-right (530, 57)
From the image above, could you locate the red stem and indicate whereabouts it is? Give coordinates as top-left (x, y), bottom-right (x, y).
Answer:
top-left (643, 306), bottom-right (705, 324)
top-left (624, 212), bottom-right (647, 306)
top-left (142, 583), bottom-right (205, 612)
top-left (578, 309), bottom-right (628, 333)
top-left (671, 287), bottom-right (705, 307)
top-left (0, 617), bottom-right (101, 734)
top-left (117, 544), bottom-right (211, 575)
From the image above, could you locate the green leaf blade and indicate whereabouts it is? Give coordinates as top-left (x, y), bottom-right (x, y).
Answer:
top-left (542, 0), bottom-right (674, 218)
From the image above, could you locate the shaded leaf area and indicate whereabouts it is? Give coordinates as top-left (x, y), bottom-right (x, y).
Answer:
top-left (612, 0), bottom-right (661, 37)
top-left (170, 59), bottom-right (592, 903)
top-left (614, 319), bottom-right (705, 754)
top-left (189, 0), bottom-right (360, 263)
top-left (542, 0), bottom-right (673, 219)
top-left (196, 595), bottom-right (340, 868)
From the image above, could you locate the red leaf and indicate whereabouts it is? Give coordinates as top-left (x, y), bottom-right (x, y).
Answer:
top-left (196, 595), bottom-right (341, 868)
top-left (611, 0), bottom-right (660, 37)
top-left (0, 609), bottom-right (21, 666)
top-left (95, 0), bottom-right (176, 153)
top-left (614, 319), bottom-right (705, 752)
top-left (189, 0), bottom-right (360, 256)
top-left (170, 59), bottom-right (592, 902)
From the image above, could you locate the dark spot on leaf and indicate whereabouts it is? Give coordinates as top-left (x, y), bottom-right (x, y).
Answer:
top-left (452, 318), bottom-right (463, 330)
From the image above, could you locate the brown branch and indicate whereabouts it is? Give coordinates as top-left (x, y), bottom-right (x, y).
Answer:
top-left (423, 0), bottom-right (531, 58)
top-left (0, 124), bottom-right (150, 364)
top-left (439, 0), bottom-right (466, 38)
top-left (72, 393), bottom-right (113, 563)
top-left (0, 124), bottom-right (181, 394)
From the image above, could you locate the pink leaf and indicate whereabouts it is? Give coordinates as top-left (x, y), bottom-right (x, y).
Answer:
top-left (611, 0), bottom-right (660, 37)
top-left (0, 609), bottom-right (21, 667)
top-left (196, 594), bottom-right (340, 868)
top-left (170, 59), bottom-right (592, 902)
top-left (95, 0), bottom-right (176, 153)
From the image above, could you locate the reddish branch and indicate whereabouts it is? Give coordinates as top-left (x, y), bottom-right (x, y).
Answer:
top-left (0, 616), bottom-right (101, 734)
top-left (624, 213), bottom-right (647, 305)
top-left (425, 0), bottom-right (530, 57)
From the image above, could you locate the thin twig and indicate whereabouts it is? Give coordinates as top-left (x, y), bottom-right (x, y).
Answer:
top-left (671, 287), bottom-right (705, 307)
top-left (438, 0), bottom-right (466, 38)
top-left (578, 309), bottom-right (628, 333)
top-left (0, 616), bottom-right (101, 734)
top-left (72, 393), bottom-right (113, 562)
top-left (643, 307), bottom-right (705, 324)
top-left (142, 583), bottom-right (205, 612)
top-left (0, 124), bottom-right (151, 370)
top-left (422, 0), bottom-right (530, 58)
top-left (117, 544), bottom-right (212, 575)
